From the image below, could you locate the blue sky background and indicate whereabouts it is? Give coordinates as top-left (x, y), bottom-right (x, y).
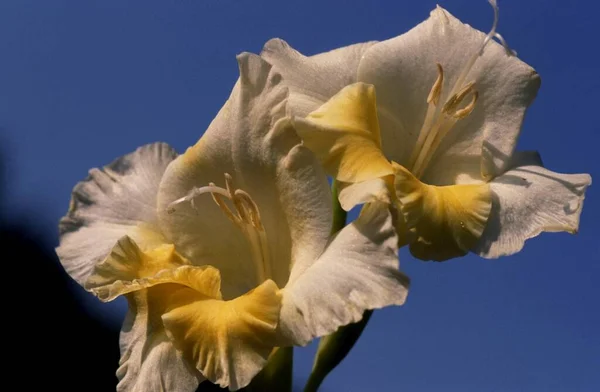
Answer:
top-left (1, 0), bottom-right (598, 391)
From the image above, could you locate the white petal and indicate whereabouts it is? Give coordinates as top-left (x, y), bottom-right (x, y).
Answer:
top-left (57, 143), bottom-right (176, 285)
top-left (278, 202), bottom-right (410, 345)
top-left (157, 53), bottom-right (331, 298)
top-left (117, 291), bottom-right (204, 392)
top-left (357, 6), bottom-right (540, 183)
top-left (261, 38), bottom-right (376, 117)
top-left (338, 178), bottom-right (391, 211)
top-left (474, 151), bottom-right (592, 258)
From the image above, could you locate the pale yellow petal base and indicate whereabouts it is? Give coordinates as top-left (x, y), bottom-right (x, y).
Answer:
top-left (393, 163), bottom-right (492, 261)
top-left (293, 83), bottom-right (394, 183)
top-left (162, 280), bottom-right (281, 390)
top-left (85, 236), bottom-right (282, 391)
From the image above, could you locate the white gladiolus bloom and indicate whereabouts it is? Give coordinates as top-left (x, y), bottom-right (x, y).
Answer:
top-left (264, 2), bottom-right (591, 261)
top-left (56, 54), bottom-right (409, 391)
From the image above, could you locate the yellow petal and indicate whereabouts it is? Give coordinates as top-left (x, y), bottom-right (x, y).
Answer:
top-left (86, 235), bottom-right (281, 390)
top-left (162, 279), bottom-right (282, 390)
top-left (393, 162), bottom-right (492, 261)
top-left (85, 236), bottom-right (220, 301)
top-left (293, 83), bottom-right (394, 183)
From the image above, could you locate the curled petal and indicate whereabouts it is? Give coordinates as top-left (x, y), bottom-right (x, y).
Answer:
top-left (162, 280), bottom-right (282, 390)
top-left (337, 178), bottom-right (392, 211)
top-left (261, 38), bottom-right (376, 117)
top-left (117, 290), bottom-right (204, 392)
top-left (474, 151), bottom-right (592, 258)
top-left (85, 236), bottom-right (218, 302)
top-left (278, 202), bottom-right (409, 346)
top-left (57, 142), bottom-right (176, 285)
top-left (87, 236), bottom-right (281, 391)
top-left (393, 162), bottom-right (492, 261)
top-left (293, 83), bottom-right (394, 184)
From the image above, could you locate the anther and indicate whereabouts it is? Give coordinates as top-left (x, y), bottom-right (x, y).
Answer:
top-left (209, 182), bottom-right (239, 225)
top-left (453, 90), bottom-right (478, 119)
top-left (427, 63), bottom-right (444, 106)
top-left (224, 173), bottom-right (235, 197)
top-left (235, 190), bottom-right (264, 231)
top-left (442, 82), bottom-right (476, 115)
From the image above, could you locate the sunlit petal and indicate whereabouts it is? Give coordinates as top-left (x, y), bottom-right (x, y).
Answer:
top-left (278, 202), bottom-right (409, 345)
top-left (117, 289), bottom-right (204, 392)
top-left (293, 83), bottom-right (394, 185)
top-left (57, 143), bottom-right (176, 285)
top-left (261, 38), bottom-right (376, 117)
top-left (394, 162), bottom-right (491, 261)
top-left (474, 151), bottom-right (592, 258)
top-left (162, 280), bottom-right (281, 390)
top-left (85, 236), bottom-right (219, 301)
top-left (337, 178), bottom-right (392, 211)
top-left (358, 6), bottom-right (540, 182)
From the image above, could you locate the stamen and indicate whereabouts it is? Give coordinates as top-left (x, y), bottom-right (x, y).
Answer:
top-left (224, 173), bottom-right (235, 198)
top-left (167, 173), bottom-right (272, 283)
top-left (209, 182), bottom-right (240, 225)
top-left (408, 63), bottom-right (446, 170)
top-left (167, 185), bottom-right (230, 213)
top-left (412, 118), bottom-right (457, 179)
top-left (442, 82), bottom-right (475, 115)
top-left (234, 189), bottom-right (264, 231)
top-left (407, 1), bottom-right (510, 179)
top-left (427, 63), bottom-right (444, 106)
top-left (412, 83), bottom-right (479, 178)
top-left (453, 91), bottom-right (478, 119)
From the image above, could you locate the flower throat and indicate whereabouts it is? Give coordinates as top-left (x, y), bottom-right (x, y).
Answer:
top-left (168, 173), bottom-right (272, 284)
top-left (407, 0), bottom-right (515, 179)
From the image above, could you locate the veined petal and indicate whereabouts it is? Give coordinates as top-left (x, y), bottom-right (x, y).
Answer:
top-left (84, 236), bottom-right (219, 301)
top-left (87, 236), bottom-right (281, 391)
top-left (57, 143), bottom-right (176, 285)
top-left (261, 38), bottom-right (376, 117)
top-left (157, 53), bottom-right (331, 298)
top-left (358, 6), bottom-right (540, 183)
top-left (93, 237), bottom-right (207, 392)
top-left (293, 83), bottom-right (395, 185)
top-left (278, 202), bottom-right (409, 346)
top-left (393, 162), bottom-right (492, 261)
top-left (117, 289), bottom-right (204, 392)
top-left (474, 151), bottom-right (592, 258)
top-left (162, 280), bottom-right (281, 391)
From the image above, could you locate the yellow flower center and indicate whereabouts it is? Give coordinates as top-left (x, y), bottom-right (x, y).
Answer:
top-left (167, 173), bottom-right (272, 284)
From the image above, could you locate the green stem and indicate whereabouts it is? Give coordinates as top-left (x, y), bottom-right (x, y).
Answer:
top-left (247, 346), bottom-right (293, 392)
top-left (304, 311), bottom-right (373, 392)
